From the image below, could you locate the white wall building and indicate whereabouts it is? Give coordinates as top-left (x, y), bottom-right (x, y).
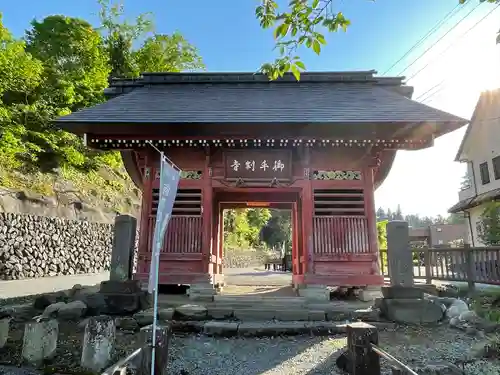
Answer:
top-left (449, 89), bottom-right (500, 246)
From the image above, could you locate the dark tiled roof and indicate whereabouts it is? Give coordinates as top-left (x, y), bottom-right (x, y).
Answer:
top-left (448, 187), bottom-right (500, 213)
top-left (55, 71), bottom-right (468, 125)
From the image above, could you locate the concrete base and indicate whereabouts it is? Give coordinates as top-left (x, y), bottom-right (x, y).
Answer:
top-left (188, 281), bottom-right (218, 302)
top-left (297, 285), bottom-right (330, 301)
top-left (99, 280), bottom-right (142, 314)
top-left (382, 286), bottom-right (423, 299)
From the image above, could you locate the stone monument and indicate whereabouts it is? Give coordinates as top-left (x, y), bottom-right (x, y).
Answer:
top-left (99, 215), bottom-right (145, 314)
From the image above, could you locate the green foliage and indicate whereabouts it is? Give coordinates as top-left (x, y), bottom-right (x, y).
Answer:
top-left (134, 33), bottom-right (205, 73)
top-left (98, 0), bottom-right (204, 78)
top-left (258, 0), bottom-right (500, 80)
top-left (256, 0), bottom-right (357, 80)
top-left (477, 202), bottom-right (500, 246)
top-left (224, 208), bottom-right (273, 249)
top-left (261, 209), bottom-right (292, 251)
top-left (376, 220), bottom-right (388, 249)
top-left (0, 2), bottom-right (204, 203)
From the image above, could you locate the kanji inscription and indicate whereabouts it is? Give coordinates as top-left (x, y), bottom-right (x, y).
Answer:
top-left (224, 150), bottom-right (291, 180)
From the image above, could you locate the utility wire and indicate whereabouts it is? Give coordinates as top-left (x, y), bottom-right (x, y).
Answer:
top-left (396, 2), bottom-right (481, 77)
top-left (406, 3), bottom-right (500, 82)
top-left (415, 79), bottom-right (446, 101)
top-left (382, 3), bottom-right (462, 76)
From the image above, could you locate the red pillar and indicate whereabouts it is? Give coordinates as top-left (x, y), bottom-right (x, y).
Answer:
top-left (363, 166), bottom-right (382, 280)
top-left (201, 150), bottom-right (213, 275)
top-left (136, 155), bottom-right (153, 284)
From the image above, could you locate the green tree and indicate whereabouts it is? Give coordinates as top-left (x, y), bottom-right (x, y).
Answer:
top-left (98, 0), bottom-right (152, 78)
top-left (98, 0), bottom-right (204, 78)
top-left (26, 15), bottom-right (110, 111)
top-left (477, 202), bottom-right (500, 246)
top-left (261, 210), bottom-right (292, 250)
top-left (134, 33), bottom-right (204, 73)
top-left (0, 14), bottom-right (44, 170)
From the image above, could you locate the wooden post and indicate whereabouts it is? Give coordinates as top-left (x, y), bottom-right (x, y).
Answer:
top-left (139, 324), bottom-right (171, 375)
top-left (201, 148), bottom-right (213, 274)
top-left (423, 248), bottom-right (432, 285)
top-left (346, 322), bottom-right (380, 375)
top-left (464, 243), bottom-right (476, 295)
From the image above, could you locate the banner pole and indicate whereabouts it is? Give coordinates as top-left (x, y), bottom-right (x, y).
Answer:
top-left (149, 152), bottom-right (164, 375)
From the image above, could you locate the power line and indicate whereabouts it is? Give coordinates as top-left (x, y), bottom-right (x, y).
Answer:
top-left (415, 79), bottom-right (446, 101)
top-left (396, 2), bottom-right (481, 77)
top-left (406, 3), bottom-right (500, 82)
top-left (382, 3), bottom-right (462, 76)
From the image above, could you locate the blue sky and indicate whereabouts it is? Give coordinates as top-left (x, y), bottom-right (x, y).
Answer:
top-left (2, 0), bottom-right (500, 217)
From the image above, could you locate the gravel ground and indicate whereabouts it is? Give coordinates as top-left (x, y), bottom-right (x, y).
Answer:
top-left (168, 326), bottom-right (500, 375)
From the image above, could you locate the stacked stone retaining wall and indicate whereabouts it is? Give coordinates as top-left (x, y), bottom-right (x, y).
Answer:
top-left (0, 212), bottom-right (115, 280)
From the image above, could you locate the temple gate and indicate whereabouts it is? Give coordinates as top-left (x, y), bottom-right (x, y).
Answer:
top-left (55, 71), bottom-right (467, 290)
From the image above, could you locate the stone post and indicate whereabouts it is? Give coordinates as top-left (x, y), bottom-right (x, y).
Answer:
top-left (111, 215), bottom-right (137, 281)
top-left (22, 318), bottom-right (58, 365)
top-left (386, 221), bottom-right (413, 286)
top-left (81, 316), bottom-right (116, 372)
top-left (0, 317), bottom-right (11, 348)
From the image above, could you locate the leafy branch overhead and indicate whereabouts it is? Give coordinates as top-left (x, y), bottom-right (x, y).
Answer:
top-left (258, 0), bottom-right (499, 80)
top-left (256, 0), bottom-right (352, 80)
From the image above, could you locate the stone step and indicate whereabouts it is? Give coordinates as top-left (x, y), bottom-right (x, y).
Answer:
top-left (168, 320), bottom-right (396, 337)
top-left (205, 306), bottom-right (379, 322)
top-left (214, 295), bottom-right (305, 303)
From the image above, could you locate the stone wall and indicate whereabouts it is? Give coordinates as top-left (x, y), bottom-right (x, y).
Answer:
top-left (0, 212), bottom-right (113, 280)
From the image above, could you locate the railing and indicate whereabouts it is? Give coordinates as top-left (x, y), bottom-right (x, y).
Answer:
top-left (379, 245), bottom-right (500, 289)
top-left (313, 216), bottom-right (370, 254)
top-left (343, 322), bottom-right (417, 375)
top-left (102, 324), bottom-right (172, 375)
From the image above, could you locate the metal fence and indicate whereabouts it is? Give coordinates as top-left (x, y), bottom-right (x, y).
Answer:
top-left (379, 245), bottom-right (500, 289)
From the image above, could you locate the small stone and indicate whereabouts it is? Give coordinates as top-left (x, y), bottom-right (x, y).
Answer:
top-left (57, 300), bottom-right (87, 320)
top-left (158, 308), bottom-right (174, 321)
top-left (176, 304), bottom-right (207, 320)
top-left (133, 309), bottom-right (154, 326)
top-left (465, 326), bottom-right (478, 336)
top-left (33, 295), bottom-right (56, 310)
top-left (42, 302), bottom-right (66, 318)
top-left (115, 317), bottom-right (140, 331)
top-left (446, 300), bottom-right (469, 319)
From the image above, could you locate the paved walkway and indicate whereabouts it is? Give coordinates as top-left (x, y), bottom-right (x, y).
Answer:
top-left (1, 268), bottom-right (499, 300)
top-left (0, 272), bottom-right (109, 299)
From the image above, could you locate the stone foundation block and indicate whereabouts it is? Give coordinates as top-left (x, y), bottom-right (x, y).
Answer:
top-left (207, 307), bottom-right (234, 320)
top-left (100, 280), bottom-right (141, 294)
top-left (238, 322), bottom-right (309, 336)
top-left (382, 286), bottom-right (424, 299)
top-left (22, 318), bottom-right (58, 365)
top-left (380, 298), bottom-right (444, 324)
top-left (275, 309), bottom-right (309, 321)
top-left (233, 309), bottom-right (276, 321)
top-left (308, 310), bottom-right (327, 321)
top-left (298, 285), bottom-right (330, 301)
top-left (203, 321), bottom-right (239, 336)
top-left (81, 316), bottom-right (116, 372)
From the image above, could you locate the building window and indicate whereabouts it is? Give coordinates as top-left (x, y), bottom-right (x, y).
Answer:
top-left (493, 156), bottom-right (500, 180)
top-left (480, 162), bottom-right (490, 185)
